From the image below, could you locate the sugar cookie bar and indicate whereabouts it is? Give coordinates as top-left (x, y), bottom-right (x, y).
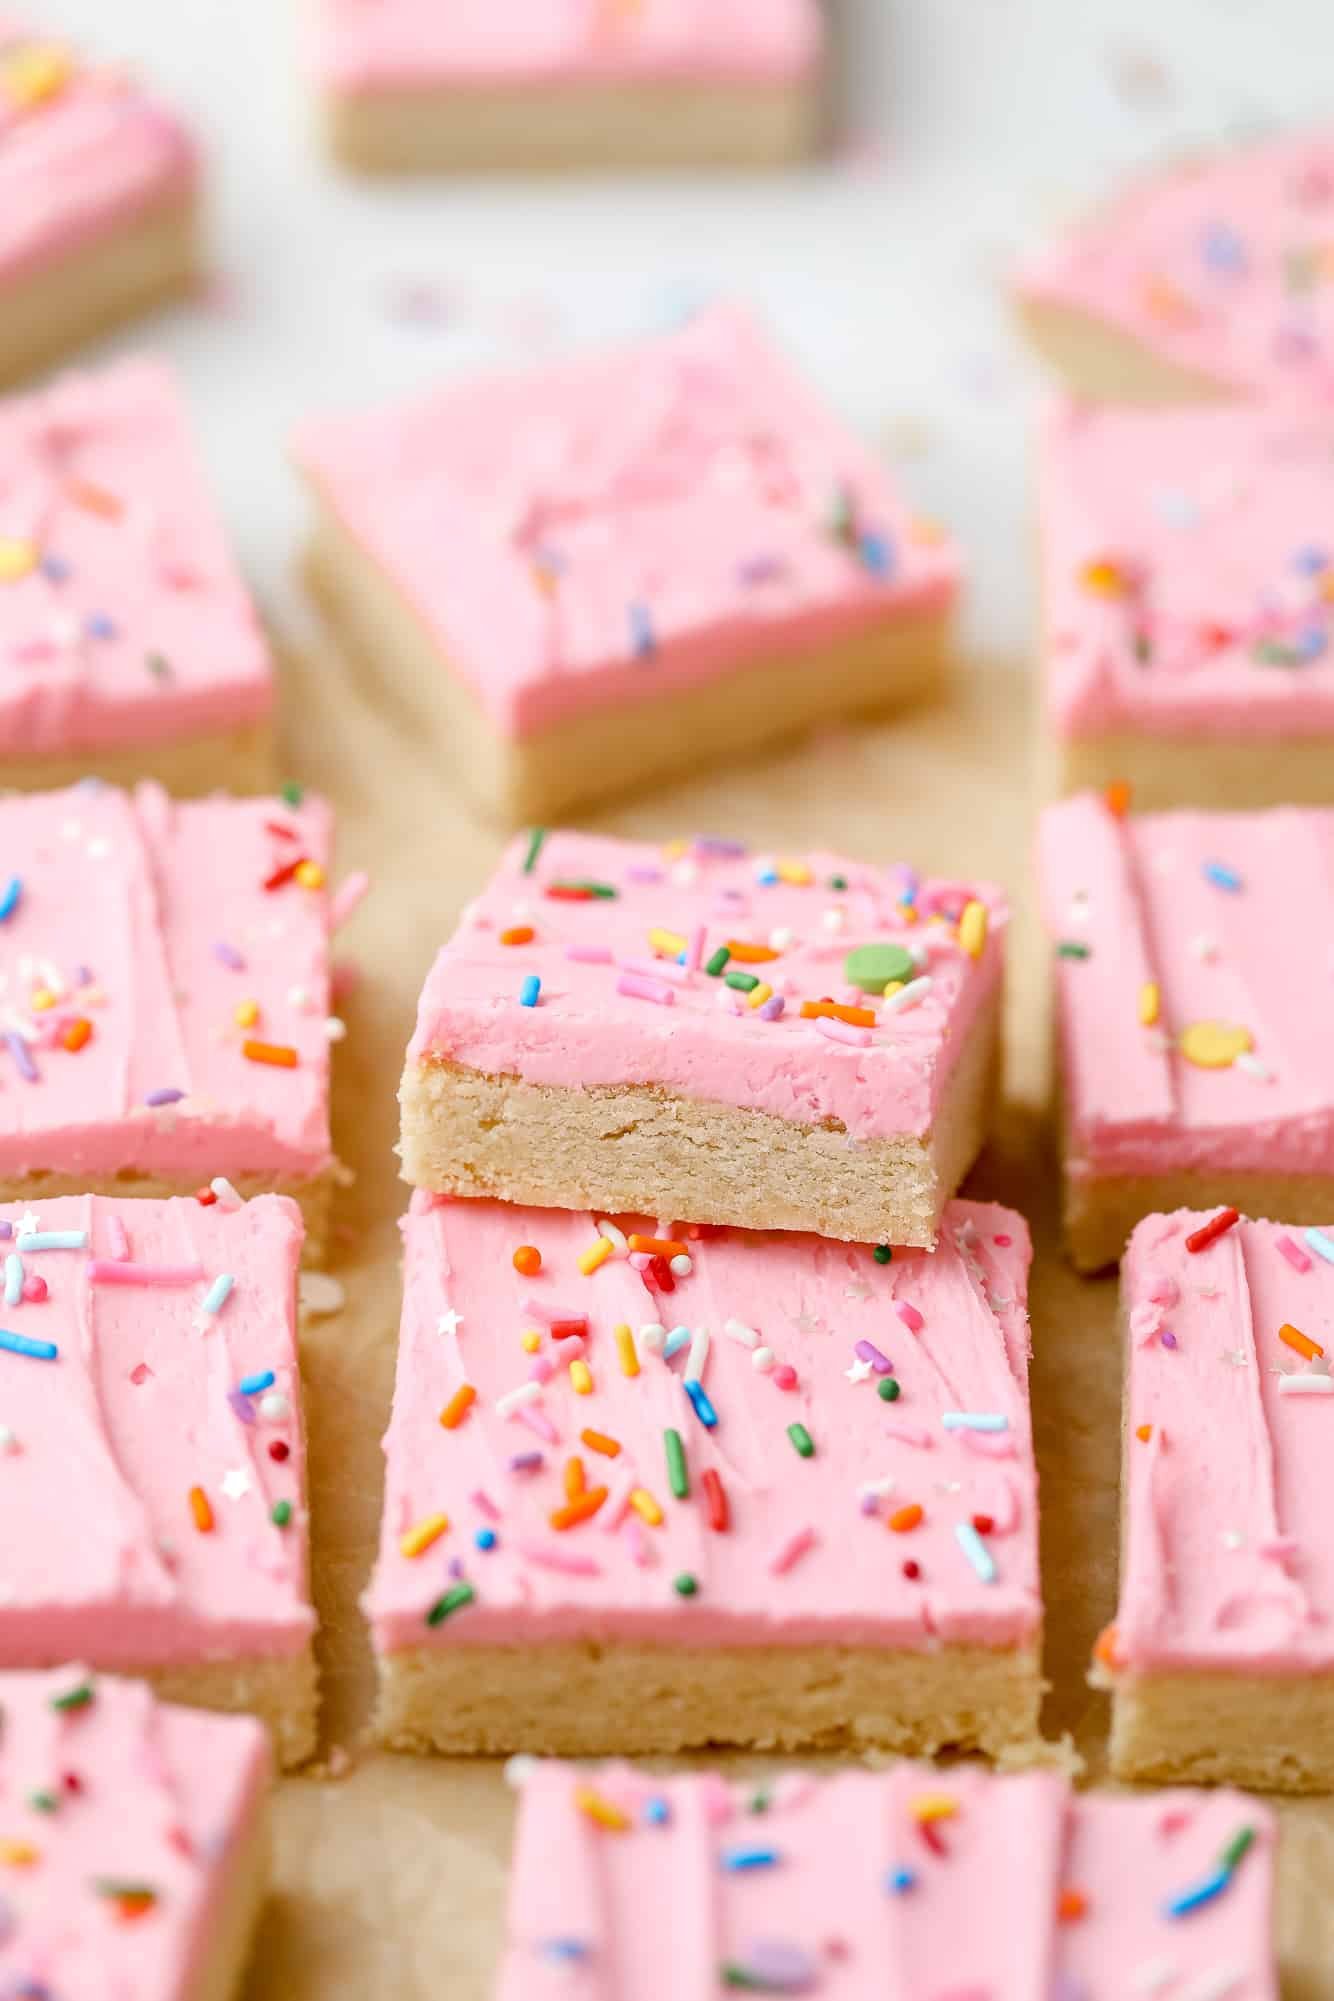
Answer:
top-left (1042, 397), bottom-right (1334, 810)
top-left (0, 1193), bottom-right (317, 1766)
top-left (1104, 1206), bottom-right (1334, 1791)
top-left (400, 831), bottom-right (1004, 1247)
top-left (365, 1194), bottom-right (1042, 1757)
top-left (295, 307), bottom-right (957, 821)
top-left (0, 1670), bottom-right (272, 1999)
top-left (1040, 792), bottom-right (1334, 1271)
top-left (0, 359), bottom-right (274, 792)
top-left (497, 1762), bottom-right (1277, 2000)
top-left (0, 26), bottom-right (198, 389)
top-left (311, 1), bottom-right (823, 173)
top-left (0, 783), bottom-right (339, 1260)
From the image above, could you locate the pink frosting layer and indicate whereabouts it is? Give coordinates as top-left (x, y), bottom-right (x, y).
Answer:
top-left (364, 1194), bottom-right (1040, 1653)
top-left (1118, 1208), bottom-right (1334, 1674)
top-left (1043, 397), bottom-right (1334, 742)
top-left (498, 1762), bottom-right (1276, 2000)
top-left (0, 782), bottom-right (334, 1184)
top-left (408, 830), bottom-right (1005, 1144)
top-left (0, 22), bottom-right (196, 287)
top-left (294, 306), bottom-right (958, 739)
top-left (313, 1), bottom-right (822, 92)
top-left (1040, 793), bottom-right (1334, 1182)
top-left (0, 1193), bottom-right (313, 1667)
top-left (0, 359), bottom-right (272, 756)
top-left (1018, 131), bottom-right (1334, 398)
top-left (0, 1671), bottom-right (269, 1997)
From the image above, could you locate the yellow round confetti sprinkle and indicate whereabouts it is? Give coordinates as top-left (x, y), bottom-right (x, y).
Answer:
top-left (234, 999), bottom-right (260, 1029)
top-left (1179, 1021), bottom-right (1253, 1070)
top-left (2, 44), bottom-right (73, 110)
top-left (1079, 558), bottom-right (1130, 598)
top-left (294, 860), bottom-right (325, 890)
top-left (521, 1329), bottom-right (541, 1354)
top-left (0, 539), bottom-right (38, 584)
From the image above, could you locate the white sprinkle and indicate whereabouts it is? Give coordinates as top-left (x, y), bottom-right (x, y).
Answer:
top-left (821, 907), bottom-right (845, 933)
top-left (504, 1754), bottom-right (539, 1791)
top-left (768, 927), bottom-right (793, 952)
top-left (724, 1318), bottom-right (759, 1348)
top-left (1177, 1968), bottom-right (1246, 2001)
top-left (325, 1016), bottom-right (347, 1042)
top-left (596, 1220), bottom-right (629, 1258)
top-left (1130, 1960), bottom-right (1178, 1996)
top-left (1188, 933), bottom-right (1218, 961)
top-left (669, 1253), bottom-right (692, 1279)
top-left (0, 1425), bottom-right (18, 1454)
top-left (845, 1358), bottom-right (874, 1385)
top-left (299, 1272), bottom-right (345, 1318)
top-left (258, 1392), bottom-right (290, 1422)
top-left (1278, 1374), bottom-right (1334, 1395)
top-left (1235, 1051), bottom-right (1271, 1080)
top-left (497, 1380), bottom-right (543, 1419)
top-left (210, 1177), bottom-right (243, 1210)
top-left (752, 1346), bottom-right (775, 1373)
top-left (437, 1309), bottom-right (464, 1339)
top-left (639, 1323), bottom-right (666, 1354)
top-left (220, 1467), bottom-right (251, 1501)
top-left (883, 975), bottom-right (934, 1013)
top-left (859, 1477), bottom-right (895, 1500)
top-left (685, 1328), bottom-right (710, 1385)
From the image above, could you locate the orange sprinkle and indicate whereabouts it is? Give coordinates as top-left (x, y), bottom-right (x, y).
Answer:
top-left (1058, 1888), bottom-right (1088, 1922)
top-left (800, 1000), bottom-right (875, 1027)
top-left (564, 1457), bottom-right (587, 1500)
top-left (60, 1018), bottom-right (92, 1053)
top-left (242, 1039), bottom-right (298, 1068)
top-left (1093, 1623), bottom-right (1120, 1671)
top-left (512, 1245), bottom-right (542, 1276)
top-left (439, 1384), bottom-right (476, 1430)
top-left (189, 1486), bottom-right (214, 1533)
top-left (66, 479), bottom-right (122, 519)
top-left (889, 1504), bottom-right (924, 1533)
top-left (294, 859), bottom-right (325, 890)
top-left (581, 1428), bottom-right (622, 1458)
top-left (627, 1235), bottom-right (688, 1258)
top-left (725, 940), bottom-right (779, 963)
top-left (1135, 1424), bottom-right (1153, 1443)
top-left (1280, 1322), bottom-right (1324, 1361)
top-left (500, 925), bottom-right (535, 946)
top-left (575, 1786), bottom-right (629, 1831)
top-left (0, 1841), bottom-right (38, 1868)
top-left (113, 1892), bottom-right (157, 1923)
top-left (1104, 779), bottom-right (1132, 819)
top-left (550, 1487), bottom-right (608, 1530)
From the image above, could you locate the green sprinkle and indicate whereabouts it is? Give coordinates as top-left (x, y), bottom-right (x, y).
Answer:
top-left (1056, 941), bottom-right (1091, 961)
top-left (27, 1790), bottom-right (59, 1814)
top-left (270, 1499), bottom-right (293, 1528)
top-left (673, 1572), bottom-right (698, 1598)
top-left (522, 827), bottom-right (547, 875)
top-left (748, 1788), bottom-right (772, 1814)
top-left (1220, 1826), bottom-right (1256, 1871)
top-left (50, 1680), bottom-right (94, 1713)
top-left (722, 1967), bottom-right (769, 1991)
top-left (95, 1878), bottom-right (157, 1902)
top-left (828, 875), bottom-right (848, 891)
top-left (844, 942), bottom-right (916, 995)
top-left (877, 1377), bottom-right (901, 1402)
top-left (725, 969), bottom-right (759, 992)
top-left (426, 1582), bottom-right (476, 1627)
top-left (787, 1422), bottom-right (815, 1459)
top-left (280, 782), bottom-right (304, 808)
top-left (551, 878), bottom-right (618, 900)
top-left (705, 946), bottom-right (731, 977)
top-left (665, 1426), bottom-right (689, 1499)
top-left (872, 1244), bottom-right (892, 1265)
top-left (145, 650), bottom-right (173, 681)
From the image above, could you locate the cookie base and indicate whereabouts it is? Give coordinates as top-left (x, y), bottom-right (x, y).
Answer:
top-left (0, 1167), bottom-right (338, 1270)
top-left (1014, 294), bottom-right (1234, 404)
top-left (1108, 1665), bottom-right (1334, 1793)
top-left (1056, 726), bottom-right (1334, 814)
top-left (373, 1636), bottom-right (1043, 1759)
top-left (322, 77), bottom-right (819, 174)
top-left (399, 984), bottom-right (999, 1248)
top-left (1064, 1165), bottom-right (1334, 1273)
top-left (304, 504), bottom-right (950, 824)
top-left (0, 718), bottom-right (275, 800)
top-left (0, 190), bottom-right (199, 391)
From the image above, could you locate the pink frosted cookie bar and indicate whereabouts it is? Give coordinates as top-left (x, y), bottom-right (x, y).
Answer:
top-left (295, 306), bottom-right (957, 821)
top-left (399, 830), bottom-right (1004, 1246)
top-left (0, 1670), bottom-right (272, 1999)
top-left (1018, 131), bottom-right (1334, 401)
top-left (498, 1762), bottom-right (1276, 2000)
top-left (0, 782), bottom-right (340, 1258)
top-left (0, 1194), bottom-right (316, 1766)
top-left (311, 0), bottom-right (823, 173)
top-left (0, 24), bottom-right (199, 388)
top-left (0, 359), bottom-right (274, 793)
top-left (1039, 792), bottom-right (1334, 1271)
top-left (365, 1194), bottom-right (1042, 1757)
top-left (1043, 398), bottom-right (1334, 810)
top-left (1104, 1206), bottom-right (1334, 1790)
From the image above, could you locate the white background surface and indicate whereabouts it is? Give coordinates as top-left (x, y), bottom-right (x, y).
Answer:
top-left (36, 0), bottom-right (1334, 670)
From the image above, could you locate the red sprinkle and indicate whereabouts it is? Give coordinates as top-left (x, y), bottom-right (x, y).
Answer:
top-left (20, 1276), bottom-right (46, 1304)
top-left (268, 1440), bottom-right (290, 1462)
top-left (544, 884), bottom-right (594, 902)
top-left (195, 1186), bottom-right (217, 1207)
top-left (918, 1819), bottom-right (948, 1858)
top-left (1185, 1207), bottom-right (1240, 1254)
top-left (971, 1513), bottom-right (994, 1535)
top-left (902, 1559), bottom-right (921, 1580)
top-left (646, 1255), bottom-right (675, 1294)
top-left (263, 860), bottom-right (301, 892)
top-left (61, 1771), bottom-right (82, 1795)
top-left (772, 1364), bottom-right (798, 1391)
top-left (550, 1317), bottom-right (589, 1342)
top-left (701, 1467), bottom-right (729, 1532)
top-left (265, 821), bottom-right (300, 842)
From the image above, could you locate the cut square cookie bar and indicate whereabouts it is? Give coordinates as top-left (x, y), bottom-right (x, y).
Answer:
top-left (1039, 792), bottom-right (1334, 1272)
top-left (365, 1194), bottom-right (1042, 1758)
top-left (498, 1762), bottom-right (1276, 2000)
top-left (311, 1), bottom-right (823, 174)
top-left (0, 782), bottom-right (340, 1260)
top-left (0, 1670), bottom-right (271, 1999)
top-left (1017, 131), bottom-right (1334, 402)
top-left (0, 1193), bottom-right (317, 1767)
top-left (295, 306), bottom-right (957, 821)
top-left (400, 831), bottom-right (1004, 1247)
top-left (1104, 1205), bottom-right (1334, 1792)
top-left (0, 359), bottom-right (274, 793)
top-left (0, 25), bottom-right (199, 390)
top-left (1043, 397), bottom-right (1334, 811)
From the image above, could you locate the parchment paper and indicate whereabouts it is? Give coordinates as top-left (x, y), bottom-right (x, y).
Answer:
top-left (245, 634), bottom-right (1334, 2000)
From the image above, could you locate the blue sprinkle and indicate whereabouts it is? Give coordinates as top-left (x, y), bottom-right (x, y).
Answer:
top-left (885, 1866), bottom-right (917, 1894)
top-left (941, 1411), bottom-right (1008, 1432)
top-left (955, 1519), bottom-right (997, 1584)
top-left (85, 613), bottom-right (118, 641)
top-left (1164, 1865), bottom-right (1231, 1919)
top-left (754, 865), bottom-right (779, 887)
top-left (1295, 626), bottom-right (1328, 661)
top-left (684, 1378), bottom-right (719, 1430)
top-left (39, 556), bottom-right (69, 585)
top-left (0, 879), bottom-right (20, 924)
top-left (539, 1939), bottom-right (590, 1965)
top-left (3, 1256), bottom-right (21, 1308)
top-left (858, 530), bottom-right (894, 577)
top-left (1202, 221), bottom-right (1247, 273)
top-left (0, 1329), bottom-right (58, 1362)
top-left (519, 975), bottom-right (541, 1008)
top-left (203, 1274), bottom-right (236, 1317)
top-left (1203, 860), bottom-right (1243, 892)
top-left (643, 1796), bottom-right (671, 1826)
top-left (663, 1326), bottom-right (692, 1360)
top-left (474, 1526), bottom-right (497, 1551)
top-left (17, 1231), bottom-right (85, 1252)
top-left (1305, 1228), bottom-right (1334, 1266)
top-left (629, 600), bottom-right (656, 660)
top-left (1294, 545), bottom-right (1331, 575)
top-left (238, 1368), bottom-right (274, 1396)
top-left (720, 1845), bottom-right (780, 1872)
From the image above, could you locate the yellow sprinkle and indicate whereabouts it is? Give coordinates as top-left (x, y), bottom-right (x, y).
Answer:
top-left (1079, 557), bottom-right (1131, 598)
top-left (746, 982), bottom-right (773, 1010)
top-left (649, 927), bottom-right (687, 958)
top-left (570, 1359), bottom-right (593, 1395)
top-left (911, 1793), bottom-right (960, 1823)
top-left (521, 1329), bottom-right (541, 1354)
top-left (958, 900), bottom-right (988, 959)
top-left (629, 1487), bottom-right (664, 1526)
top-left (614, 1323), bottom-right (639, 1377)
top-left (776, 860), bottom-right (813, 886)
top-left (575, 1786), bottom-right (630, 1832)
top-left (0, 1839), bottom-right (38, 1868)
top-left (235, 998), bottom-right (260, 1029)
top-left (883, 980), bottom-right (904, 999)
top-left (0, 539), bottom-right (37, 584)
top-left (399, 1513), bottom-right (450, 1559)
top-left (578, 1237), bottom-right (614, 1277)
top-left (661, 839), bottom-right (688, 861)
top-left (1, 43), bottom-right (73, 109)
top-left (295, 860), bottom-right (325, 890)
top-left (1138, 981), bottom-right (1160, 1027)
top-left (1179, 1020), bottom-right (1253, 1070)
top-left (29, 988), bottom-right (54, 1013)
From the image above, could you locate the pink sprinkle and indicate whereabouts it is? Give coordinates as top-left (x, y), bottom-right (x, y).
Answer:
top-left (470, 1489), bottom-right (501, 1521)
top-left (686, 925), bottom-right (706, 973)
top-left (813, 1016), bottom-right (871, 1047)
top-left (105, 1216), bottom-right (130, 1261)
top-left (895, 1301), bottom-right (924, 1332)
top-left (960, 1430), bottom-right (1017, 1460)
top-left (566, 945), bottom-right (614, 965)
top-left (86, 1261), bottom-right (204, 1287)
top-left (601, 1473), bottom-right (636, 1533)
top-left (528, 1356), bottom-right (556, 1384)
top-left (993, 1234), bottom-right (1011, 1247)
top-left (516, 1406), bottom-right (558, 1445)
top-left (518, 1540), bottom-right (601, 1577)
top-left (772, 1364), bottom-right (798, 1391)
top-left (617, 972), bottom-right (675, 1007)
top-left (770, 1525), bottom-right (817, 1575)
top-left (629, 1253), bottom-right (652, 1271)
top-left (520, 1297), bottom-right (581, 1326)
top-left (620, 956), bottom-right (691, 986)
top-left (330, 869), bottom-right (370, 930)
top-left (884, 1421), bottom-right (933, 1448)
top-left (20, 1275), bottom-right (46, 1304)
top-left (1277, 1233), bottom-right (1313, 1274)
top-left (1148, 1276), bottom-right (1180, 1307)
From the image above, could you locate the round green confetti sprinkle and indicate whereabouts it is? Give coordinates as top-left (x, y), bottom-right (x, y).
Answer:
top-left (271, 1499), bottom-right (293, 1528)
top-left (787, 1422), bottom-right (815, 1459)
top-left (878, 1377), bottom-right (901, 1402)
top-left (27, 1790), bottom-right (59, 1814)
top-left (873, 1244), bottom-right (893, 1265)
top-left (673, 1573), bottom-right (698, 1598)
top-left (828, 875), bottom-right (848, 891)
top-left (844, 942), bottom-right (916, 995)
top-left (280, 781), bottom-right (304, 808)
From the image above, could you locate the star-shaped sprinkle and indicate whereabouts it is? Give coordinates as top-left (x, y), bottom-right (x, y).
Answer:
top-left (845, 1358), bottom-right (874, 1385)
top-left (14, 1211), bottom-right (39, 1242)
top-left (220, 1468), bottom-right (251, 1501)
top-left (437, 1309), bottom-right (464, 1339)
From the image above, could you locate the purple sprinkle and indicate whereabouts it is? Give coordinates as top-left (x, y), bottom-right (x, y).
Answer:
top-left (1161, 1329), bottom-right (1178, 1350)
top-left (737, 1941), bottom-right (818, 1993)
top-left (5, 1032), bottom-right (37, 1085)
top-left (854, 1339), bottom-right (892, 1374)
top-left (757, 995), bottom-right (786, 1020)
top-left (0, 1224), bottom-right (12, 1241)
top-left (227, 1388), bottom-right (256, 1426)
top-left (73, 965), bottom-right (93, 989)
top-left (40, 555), bottom-right (69, 585)
top-left (213, 941), bottom-right (246, 972)
top-left (448, 1556), bottom-right (466, 1579)
top-left (509, 1451), bottom-right (544, 1473)
top-left (625, 865), bottom-right (665, 884)
top-left (692, 837), bottom-right (749, 859)
top-left (859, 1493), bottom-right (880, 1516)
top-left (144, 1087), bottom-right (185, 1108)
top-left (85, 613), bottom-right (117, 641)
top-left (736, 554), bottom-right (788, 587)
